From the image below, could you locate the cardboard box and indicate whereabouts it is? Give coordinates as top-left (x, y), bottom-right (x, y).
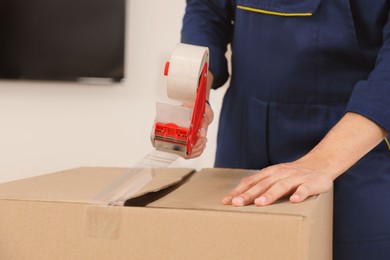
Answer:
top-left (0, 167), bottom-right (332, 260)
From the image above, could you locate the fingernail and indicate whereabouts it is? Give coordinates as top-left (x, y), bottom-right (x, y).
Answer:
top-left (255, 196), bottom-right (266, 205)
top-left (222, 196), bottom-right (232, 205)
top-left (290, 194), bottom-right (300, 202)
top-left (232, 196), bottom-right (245, 206)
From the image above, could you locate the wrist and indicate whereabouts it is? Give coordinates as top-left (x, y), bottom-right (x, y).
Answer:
top-left (294, 113), bottom-right (387, 180)
top-left (294, 151), bottom-right (345, 181)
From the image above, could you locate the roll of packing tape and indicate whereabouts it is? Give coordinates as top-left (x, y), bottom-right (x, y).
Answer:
top-left (166, 43), bottom-right (209, 103)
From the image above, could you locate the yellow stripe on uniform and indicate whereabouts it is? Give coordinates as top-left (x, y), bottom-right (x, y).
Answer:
top-left (237, 5), bottom-right (313, 17)
top-left (385, 137), bottom-right (390, 150)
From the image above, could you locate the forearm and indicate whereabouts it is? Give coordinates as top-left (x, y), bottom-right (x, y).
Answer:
top-left (297, 112), bottom-right (388, 180)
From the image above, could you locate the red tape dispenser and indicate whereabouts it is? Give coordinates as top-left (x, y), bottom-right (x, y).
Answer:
top-left (152, 43), bottom-right (209, 156)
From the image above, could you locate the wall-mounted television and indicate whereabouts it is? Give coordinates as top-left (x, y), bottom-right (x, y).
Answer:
top-left (0, 0), bottom-right (125, 83)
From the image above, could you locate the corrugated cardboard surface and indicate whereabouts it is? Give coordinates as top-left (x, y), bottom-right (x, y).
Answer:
top-left (0, 167), bottom-right (194, 204)
top-left (0, 167), bottom-right (332, 260)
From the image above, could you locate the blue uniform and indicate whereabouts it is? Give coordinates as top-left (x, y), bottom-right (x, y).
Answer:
top-left (182, 0), bottom-right (390, 259)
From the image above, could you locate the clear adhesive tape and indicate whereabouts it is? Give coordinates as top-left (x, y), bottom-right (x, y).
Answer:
top-left (166, 43), bottom-right (209, 103)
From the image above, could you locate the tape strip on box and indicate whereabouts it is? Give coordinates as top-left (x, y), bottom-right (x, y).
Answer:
top-left (85, 150), bottom-right (179, 239)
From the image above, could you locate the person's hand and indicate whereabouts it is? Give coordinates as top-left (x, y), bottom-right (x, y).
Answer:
top-left (222, 160), bottom-right (334, 206)
top-left (222, 112), bottom-right (389, 207)
top-left (182, 101), bottom-right (214, 159)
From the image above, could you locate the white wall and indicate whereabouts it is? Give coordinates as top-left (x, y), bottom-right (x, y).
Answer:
top-left (0, 0), bottom-right (227, 183)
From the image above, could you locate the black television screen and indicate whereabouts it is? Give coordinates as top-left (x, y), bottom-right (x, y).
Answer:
top-left (0, 0), bottom-right (125, 83)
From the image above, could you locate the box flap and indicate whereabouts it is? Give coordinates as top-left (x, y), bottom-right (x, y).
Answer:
top-left (0, 167), bottom-right (194, 205)
top-left (148, 168), bottom-right (332, 217)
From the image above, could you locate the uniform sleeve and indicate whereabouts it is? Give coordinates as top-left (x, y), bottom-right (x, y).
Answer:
top-left (346, 11), bottom-right (390, 132)
top-left (181, 0), bottom-right (235, 89)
